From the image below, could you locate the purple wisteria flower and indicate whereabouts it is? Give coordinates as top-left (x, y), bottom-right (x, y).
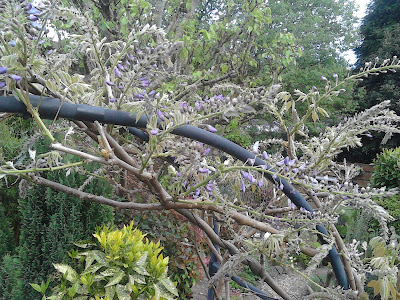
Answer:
top-left (262, 151), bottom-right (268, 160)
top-left (277, 160), bottom-right (285, 166)
top-left (117, 64), bottom-right (124, 70)
top-left (0, 82), bottom-right (6, 88)
top-left (27, 15), bottom-right (39, 21)
top-left (258, 180), bottom-right (263, 188)
top-left (114, 67), bottom-right (122, 78)
top-left (204, 148), bottom-right (211, 155)
top-left (199, 168), bottom-right (209, 173)
top-left (22, 3), bottom-right (32, 10)
top-left (150, 128), bottom-right (159, 135)
top-left (9, 40), bottom-right (16, 47)
top-left (207, 180), bottom-right (213, 193)
top-left (241, 171), bottom-right (248, 179)
top-left (9, 74), bottom-right (22, 82)
top-left (157, 110), bottom-right (166, 121)
top-left (105, 80), bottom-right (114, 86)
top-left (240, 180), bottom-right (246, 193)
top-left (139, 77), bottom-right (149, 87)
top-left (109, 98), bottom-right (118, 103)
top-left (28, 7), bottom-right (41, 15)
top-left (135, 92), bottom-right (145, 99)
top-left (0, 67), bottom-right (7, 74)
top-left (283, 156), bottom-right (290, 165)
top-left (30, 22), bottom-right (42, 30)
top-left (207, 125), bottom-right (217, 133)
top-left (248, 174), bottom-right (256, 184)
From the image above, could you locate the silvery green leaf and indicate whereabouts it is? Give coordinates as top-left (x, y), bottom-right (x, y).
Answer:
top-left (160, 278), bottom-right (178, 296)
top-left (153, 283), bottom-right (161, 300)
top-left (104, 272), bottom-right (125, 287)
top-left (239, 105), bottom-right (256, 114)
top-left (53, 264), bottom-right (79, 282)
top-left (136, 252), bottom-right (148, 268)
top-left (130, 272), bottom-right (146, 284)
top-left (115, 284), bottom-right (131, 300)
top-left (224, 108), bottom-right (239, 118)
top-left (100, 267), bottom-right (120, 277)
top-left (105, 286), bottom-right (116, 299)
top-left (82, 263), bottom-right (103, 275)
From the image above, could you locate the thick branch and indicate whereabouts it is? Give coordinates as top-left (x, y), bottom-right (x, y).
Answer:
top-left (177, 209), bottom-right (291, 300)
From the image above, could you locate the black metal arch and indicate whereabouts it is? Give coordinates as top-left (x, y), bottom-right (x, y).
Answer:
top-left (0, 95), bottom-right (350, 290)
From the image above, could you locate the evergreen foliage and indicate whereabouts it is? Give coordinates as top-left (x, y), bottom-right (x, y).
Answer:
top-left (356, 0), bottom-right (400, 112)
top-left (0, 204), bottom-right (14, 258)
top-left (0, 255), bottom-right (24, 300)
top-left (17, 167), bottom-right (114, 299)
top-left (349, 0), bottom-right (400, 161)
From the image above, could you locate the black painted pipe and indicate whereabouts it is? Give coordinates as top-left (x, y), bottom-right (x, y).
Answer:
top-left (0, 95), bottom-right (349, 289)
top-left (208, 261), bottom-right (278, 300)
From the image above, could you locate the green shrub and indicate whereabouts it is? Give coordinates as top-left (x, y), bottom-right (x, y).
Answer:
top-left (35, 222), bottom-right (177, 299)
top-left (371, 147), bottom-right (400, 189)
top-left (371, 147), bottom-right (400, 233)
top-left (131, 210), bottom-right (204, 299)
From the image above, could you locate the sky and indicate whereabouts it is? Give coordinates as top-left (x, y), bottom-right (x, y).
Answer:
top-left (343, 0), bottom-right (370, 64)
top-left (355, 0), bottom-right (369, 18)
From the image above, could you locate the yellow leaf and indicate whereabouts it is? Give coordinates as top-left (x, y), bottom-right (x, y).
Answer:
top-left (311, 110), bottom-right (319, 122)
top-left (367, 280), bottom-right (380, 296)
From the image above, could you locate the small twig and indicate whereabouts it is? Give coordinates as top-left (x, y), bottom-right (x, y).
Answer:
top-left (94, 121), bottom-right (112, 153)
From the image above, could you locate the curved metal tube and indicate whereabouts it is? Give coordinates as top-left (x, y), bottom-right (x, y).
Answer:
top-left (0, 95), bottom-right (349, 289)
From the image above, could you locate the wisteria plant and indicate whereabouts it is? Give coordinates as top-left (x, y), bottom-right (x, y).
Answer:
top-left (1, 1), bottom-right (400, 299)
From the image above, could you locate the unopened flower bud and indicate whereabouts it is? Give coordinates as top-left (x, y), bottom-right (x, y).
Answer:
top-left (9, 74), bottom-right (22, 82)
top-left (207, 125), bottom-right (217, 133)
top-left (114, 67), bottom-right (122, 78)
top-left (199, 167), bottom-right (209, 173)
top-left (240, 180), bottom-right (246, 192)
top-left (150, 128), bottom-right (159, 135)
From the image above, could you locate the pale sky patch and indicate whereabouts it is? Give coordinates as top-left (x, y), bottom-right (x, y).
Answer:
top-left (343, 0), bottom-right (370, 65)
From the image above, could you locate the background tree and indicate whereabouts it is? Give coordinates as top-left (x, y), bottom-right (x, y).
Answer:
top-left (346, 0), bottom-right (400, 162)
top-left (267, 0), bottom-right (359, 116)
